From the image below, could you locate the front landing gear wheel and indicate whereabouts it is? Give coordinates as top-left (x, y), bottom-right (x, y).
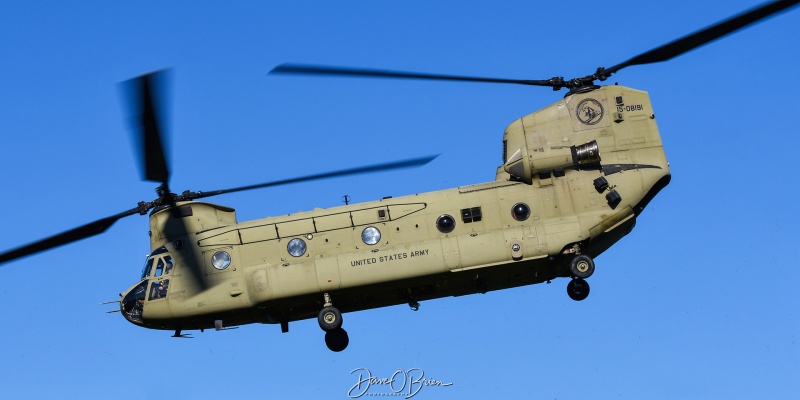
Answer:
top-left (325, 327), bottom-right (349, 352)
top-left (318, 306), bottom-right (343, 331)
top-left (567, 278), bottom-right (590, 301)
top-left (569, 254), bottom-right (595, 279)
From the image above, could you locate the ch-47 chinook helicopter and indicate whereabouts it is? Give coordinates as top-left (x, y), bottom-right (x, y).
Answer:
top-left (1, 0), bottom-right (798, 352)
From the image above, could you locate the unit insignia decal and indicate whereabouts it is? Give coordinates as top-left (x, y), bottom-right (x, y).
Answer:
top-left (576, 98), bottom-right (604, 125)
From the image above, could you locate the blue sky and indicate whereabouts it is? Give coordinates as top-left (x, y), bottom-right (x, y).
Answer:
top-left (1, 1), bottom-right (798, 399)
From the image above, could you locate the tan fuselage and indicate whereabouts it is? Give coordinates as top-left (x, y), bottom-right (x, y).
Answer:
top-left (127, 85), bottom-right (670, 331)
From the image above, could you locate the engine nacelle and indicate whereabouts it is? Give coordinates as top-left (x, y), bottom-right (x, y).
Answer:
top-left (503, 140), bottom-right (600, 183)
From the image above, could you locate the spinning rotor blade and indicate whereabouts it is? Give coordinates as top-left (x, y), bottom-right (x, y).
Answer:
top-left (271, 64), bottom-right (558, 87)
top-left (1, 68), bottom-right (437, 267)
top-left (602, 0), bottom-right (800, 77)
top-left (191, 154), bottom-right (439, 200)
top-left (272, 0), bottom-right (800, 90)
top-left (127, 70), bottom-right (171, 187)
top-left (0, 207), bottom-right (141, 265)
top-left (0, 155), bottom-right (437, 265)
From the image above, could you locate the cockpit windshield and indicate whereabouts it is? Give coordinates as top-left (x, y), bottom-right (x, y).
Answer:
top-left (140, 247), bottom-right (174, 280)
top-left (140, 258), bottom-right (154, 280)
top-left (121, 280), bottom-right (147, 324)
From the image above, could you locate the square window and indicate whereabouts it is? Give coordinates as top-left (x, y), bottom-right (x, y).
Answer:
top-left (470, 207), bottom-right (482, 222)
top-left (461, 208), bottom-right (473, 223)
top-left (461, 207), bottom-right (482, 223)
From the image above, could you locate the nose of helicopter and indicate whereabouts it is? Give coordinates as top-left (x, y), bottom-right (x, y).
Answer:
top-left (120, 280), bottom-right (148, 326)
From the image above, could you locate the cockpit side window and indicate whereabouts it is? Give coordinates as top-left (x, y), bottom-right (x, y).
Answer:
top-left (164, 256), bottom-right (174, 275)
top-left (141, 258), bottom-right (155, 280)
top-left (155, 259), bottom-right (165, 277)
top-left (149, 279), bottom-right (170, 301)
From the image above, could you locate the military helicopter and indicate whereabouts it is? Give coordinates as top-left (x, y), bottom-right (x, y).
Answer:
top-left (1, 0), bottom-right (797, 352)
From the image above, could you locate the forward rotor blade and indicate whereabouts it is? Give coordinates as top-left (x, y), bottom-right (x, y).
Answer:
top-left (126, 70), bottom-right (171, 186)
top-left (604, 0), bottom-right (800, 76)
top-left (271, 64), bottom-right (556, 87)
top-left (0, 207), bottom-right (141, 265)
top-left (193, 154), bottom-right (439, 200)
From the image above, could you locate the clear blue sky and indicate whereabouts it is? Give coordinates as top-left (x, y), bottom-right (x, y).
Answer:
top-left (1, 1), bottom-right (798, 399)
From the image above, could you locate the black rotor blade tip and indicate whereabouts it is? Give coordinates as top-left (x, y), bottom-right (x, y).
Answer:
top-left (0, 207), bottom-right (140, 265)
top-left (124, 69), bottom-right (171, 185)
top-left (606, 0), bottom-right (800, 74)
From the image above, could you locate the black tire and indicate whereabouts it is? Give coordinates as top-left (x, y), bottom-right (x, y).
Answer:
top-left (567, 278), bottom-right (590, 301)
top-left (318, 306), bottom-right (343, 331)
top-left (569, 254), bottom-right (595, 279)
top-left (325, 328), bottom-right (349, 352)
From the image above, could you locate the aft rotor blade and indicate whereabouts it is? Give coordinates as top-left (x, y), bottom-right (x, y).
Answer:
top-left (0, 207), bottom-right (141, 265)
top-left (126, 70), bottom-right (171, 187)
top-left (271, 64), bottom-right (556, 87)
top-left (604, 0), bottom-right (800, 76)
top-left (194, 154), bottom-right (439, 199)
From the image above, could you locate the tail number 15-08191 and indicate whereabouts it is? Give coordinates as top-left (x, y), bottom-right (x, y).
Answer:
top-left (618, 104), bottom-right (644, 112)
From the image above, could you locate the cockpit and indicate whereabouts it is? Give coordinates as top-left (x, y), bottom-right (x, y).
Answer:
top-left (140, 247), bottom-right (174, 280)
top-left (121, 246), bottom-right (174, 325)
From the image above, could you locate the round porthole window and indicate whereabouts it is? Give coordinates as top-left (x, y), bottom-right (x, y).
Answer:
top-left (362, 226), bottom-right (381, 245)
top-left (211, 251), bottom-right (231, 270)
top-left (287, 238), bottom-right (307, 257)
top-left (436, 214), bottom-right (456, 233)
top-left (511, 203), bottom-right (531, 221)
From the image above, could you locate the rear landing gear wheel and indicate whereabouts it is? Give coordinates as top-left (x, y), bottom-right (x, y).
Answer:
top-left (567, 278), bottom-right (590, 301)
top-left (325, 327), bottom-right (349, 352)
top-left (318, 306), bottom-right (343, 331)
top-left (569, 254), bottom-right (595, 279)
